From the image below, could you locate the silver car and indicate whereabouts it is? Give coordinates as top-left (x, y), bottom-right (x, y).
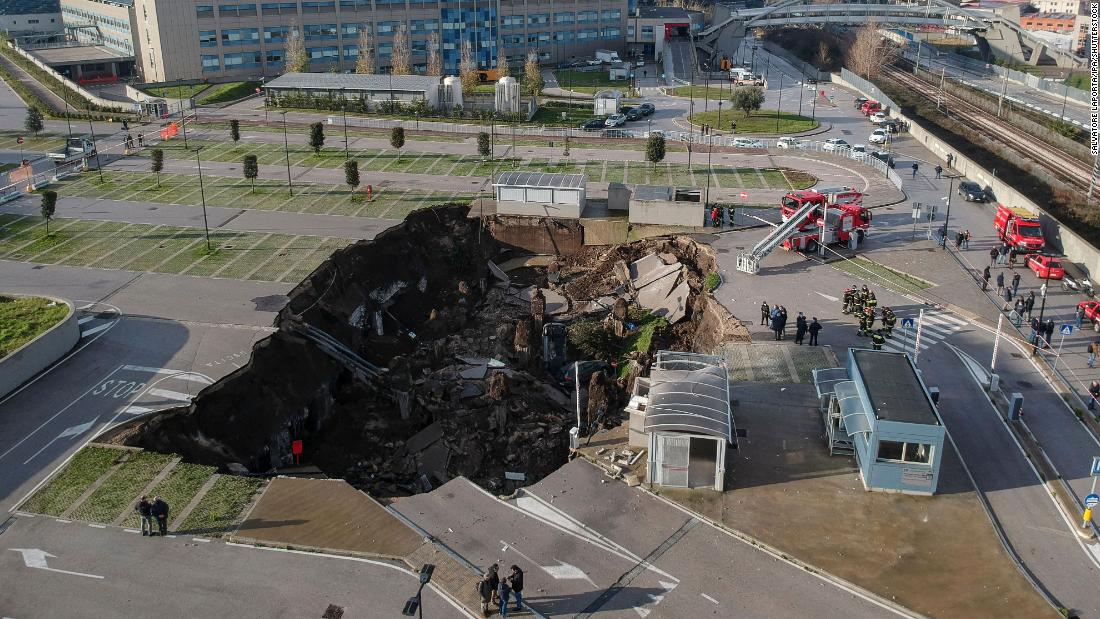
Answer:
top-left (732, 137), bottom-right (765, 149)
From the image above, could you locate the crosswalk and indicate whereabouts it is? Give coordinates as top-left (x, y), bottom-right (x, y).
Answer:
top-left (873, 309), bottom-right (969, 355)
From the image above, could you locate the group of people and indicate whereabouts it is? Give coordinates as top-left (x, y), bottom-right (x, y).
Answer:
top-left (953, 229), bottom-right (972, 250)
top-left (842, 284), bottom-right (898, 351)
top-left (478, 564), bottom-right (525, 617)
top-left (134, 495), bottom-right (170, 537)
top-left (760, 302), bottom-right (821, 345)
top-left (988, 242), bottom-right (1022, 270)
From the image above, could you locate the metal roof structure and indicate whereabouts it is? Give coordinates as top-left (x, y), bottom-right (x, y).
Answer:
top-left (31, 45), bottom-right (132, 64)
top-left (493, 171), bottom-right (586, 190)
top-left (851, 349), bottom-right (940, 426)
top-left (642, 351), bottom-right (732, 441)
top-left (265, 72), bottom-right (442, 93)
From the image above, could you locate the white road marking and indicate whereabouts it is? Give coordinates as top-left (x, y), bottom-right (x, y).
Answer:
top-left (700, 593), bottom-right (719, 604)
top-left (192, 537), bottom-right (210, 543)
top-left (501, 540), bottom-right (596, 585)
top-left (123, 529), bottom-right (140, 534)
top-left (815, 291), bottom-right (839, 302)
top-left (9, 548), bottom-right (104, 580)
top-left (54, 519), bottom-right (70, 524)
top-left (22, 417), bottom-right (100, 465)
top-left (80, 323), bottom-right (113, 337)
top-left (77, 315), bottom-right (96, 325)
top-left (13, 512), bottom-right (34, 518)
top-left (121, 366), bottom-right (214, 384)
top-left (146, 388), bottom-right (192, 403)
top-left (121, 406), bottom-right (152, 415)
top-left (76, 303), bottom-right (95, 310)
top-left (88, 524), bottom-right (105, 529)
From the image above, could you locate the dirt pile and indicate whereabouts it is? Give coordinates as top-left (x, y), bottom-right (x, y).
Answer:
top-left (122, 206), bottom-right (745, 498)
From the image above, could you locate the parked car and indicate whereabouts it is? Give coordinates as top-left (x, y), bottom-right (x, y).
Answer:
top-left (776, 136), bottom-right (807, 149)
top-left (853, 96), bottom-right (868, 109)
top-left (1028, 254), bottom-right (1065, 280)
top-left (870, 150), bottom-right (895, 168)
top-left (880, 120), bottom-right (900, 133)
top-left (732, 137), bottom-right (765, 148)
top-left (868, 129), bottom-right (889, 145)
top-left (822, 138), bottom-right (850, 152)
top-left (625, 107), bottom-right (643, 121)
top-left (556, 360), bottom-right (610, 387)
top-left (646, 129), bottom-right (665, 138)
top-left (580, 118), bottom-right (606, 131)
top-left (604, 114), bottom-right (627, 127)
top-left (1079, 300), bottom-right (1100, 330)
top-left (636, 58), bottom-right (646, 67)
top-left (870, 112), bottom-right (888, 124)
top-left (637, 102), bottom-right (656, 116)
top-left (849, 144), bottom-right (868, 160)
top-left (957, 180), bottom-right (990, 202)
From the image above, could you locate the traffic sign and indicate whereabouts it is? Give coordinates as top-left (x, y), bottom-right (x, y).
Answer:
top-left (1085, 494), bottom-right (1100, 509)
top-left (1060, 324), bottom-right (1074, 335)
top-left (1092, 456), bottom-right (1100, 476)
top-left (902, 318), bottom-right (915, 329)
top-left (739, 192), bottom-right (748, 200)
top-left (16, 136), bottom-right (24, 144)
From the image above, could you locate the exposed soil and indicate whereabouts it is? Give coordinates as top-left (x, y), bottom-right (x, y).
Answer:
top-left (120, 205), bottom-right (744, 498)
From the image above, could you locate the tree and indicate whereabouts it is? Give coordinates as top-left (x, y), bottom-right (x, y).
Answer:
top-left (40, 190), bottom-right (56, 237)
top-left (459, 40), bottom-right (478, 95)
top-left (243, 154), bottom-right (258, 193)
top-left (391, 24), bottom-right (411, 75)
top-left (426, 32), bottom-right (443, 77)
top-left (496, 47), bottom-right (509, 79)
top-left (732, 86), bottom-right (765, 117)
top-left (523, 51), bottom-right (544, 97)
top-left (309, 121), bottom-right (325, 153)
top-left (477, 132), bottom-right (491, 159)
top-left (150, 148), bottom-right (164, 188)
top-left (568, 319), bottom-right (617, 360)
top-left (645, 133), bottom-right (666, 167)
top-left (390, 126), bottom-right (405, 159)
top-left (816, 40), bottom-right (833, 71)
top-left (344, 159), bottom-right (360, 189)
top-left (285, 24), bottom-right (309, 73)
top-left (355, 29), bottom-right (376, 74)
top-left (229, 119), bottom-right (240, 143)
top-left (24, 107), bottom-right (43, 136)
top-left (846, 20), bottom-right (897, 80)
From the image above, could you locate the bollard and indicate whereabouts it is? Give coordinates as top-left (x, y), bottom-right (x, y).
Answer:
top-left (1008, 392), bottom-right (1023, 420)
top-left (988, 373), bottom-right (1000, 393)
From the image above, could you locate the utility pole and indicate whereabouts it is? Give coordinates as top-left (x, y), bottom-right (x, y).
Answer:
top-left (997, 73), bottom-right (1008, 117)
top-left (913, 40), bottom-right (921, 75)
top-left (86, 119), bottom-right (103, 184)
top-left (341, 88), bottom-right (350, 160)
top-left (940, 176), bottom-right (954, 249)
top-left (195, 146), bottom-right (212, 252)
top-left (280, 111), bottom-right (293, 196)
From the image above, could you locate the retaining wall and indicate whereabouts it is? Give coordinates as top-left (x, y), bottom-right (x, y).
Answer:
top-left (7, 43), bottom-right (130, 112)
top-left (834, 70), bottom-right (1100, 279)
top-left (0, 295), bottom-right (79, 398)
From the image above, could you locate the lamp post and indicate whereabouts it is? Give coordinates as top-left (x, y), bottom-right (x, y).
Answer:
top-left (774, 73), bottom-right (783, 132)
top-left (341, 88), bottom-right (350, 160)
top-left (194, 146), bottom-right (212, 253)
top-left (940, 176), bottom-right (954, 249)
top-left (717, 99), bottom-right (723, 133)
top-left (86, 118), bottom-right (104, 183)
top-left (177, 83), bottom-right (189, 150)
top-left (796, 74), bottom-right (804, 117)
top-left (280, 111), bottom-right (293, 196)
top-left (1060, 81), bottom-right (1070, 122)
top-left (705, 124), bottom-right (714, 213)
top-left (63, 100), bottom-right (73, 144)
top-left (402, 564), bottom-right (435, 618)
top-left (1033, 268), bottom-right (1052, 356)
top-left (687, 99), bottom-right (694, 168)
top-left (811, 83), bottom-right (818, 121)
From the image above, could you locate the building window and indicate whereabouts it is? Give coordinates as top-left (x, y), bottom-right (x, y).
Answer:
top-left (601, 27), bottom-right (620, 39)
top-left (641, 25), bottom-right (654, 37)
top-left (197, 5), bottom-right (214, 17)
top-left (503, 34), bottom-right (523, 48)
top-left (553, 31), bottom-right (573, 42)
top-left (577, 28), bottom-right (598, 40)
top-left (202, 54), bottom-right (221, 72)
top-left (266, 48), bottom-right (285, 62)
top-left (199, 30), bottom-right (218, 48)
top-left (377, 21), bottom-right (399, 35)
top-left (261, 2), bottom-right (298, 12)
top-left (341, 23), bottom-right (369, 38)
top-left (339, 0), bottom-right (370, 7)
top-left (501, 15), bottom-right (523, 28)
top-left (224, 51), bottom-right (262, 68)
top-left (342, 44), bottom-right (359, 59)
top-left (307, 46), bottom-right (339, 60)
top-left (601, 9), bottom-right (621, 21)
top-left (877, 441), bottom-right (932, 464)
top-left (528, 13), bottom-right (549, 25)
top-left (410, 19), bottom-right (438, 34)
top-left (219, 3), bottom-right (257, 15)
top-left (377, 42), bottom-right (392, 57)
top-left (538, 51), bottom-right (550, 61)
top-left (301, 1), bottom-right (336, 11)
top-left (265, 26), bottom-right (290, 42)
top-left (577, 11), bottom-right (597, 23)
top-left (528, 32), bottom-right (549, 44)
top-left (554, 12), bottom-right (574, 24)
top-left (304, 24), bottom-right (338, 40)
top-left (221, 28), bottom-right (260, 46)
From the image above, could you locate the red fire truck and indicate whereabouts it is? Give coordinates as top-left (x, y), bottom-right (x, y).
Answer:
top-left (994, 204), bottom-right (1045, 253)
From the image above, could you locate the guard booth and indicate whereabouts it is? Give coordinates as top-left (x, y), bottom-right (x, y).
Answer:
top-left (627, 351), bottom-right (733, 491)
top-left (140, 98), bottom-right (169, 118)
top-left (813, 349), bottom-right (945, 495)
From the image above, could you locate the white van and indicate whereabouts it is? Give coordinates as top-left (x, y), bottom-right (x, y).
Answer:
top-left (777, 136), bottom-right (807, 149)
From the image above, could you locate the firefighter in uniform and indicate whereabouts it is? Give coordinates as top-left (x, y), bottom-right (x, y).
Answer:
top-left (882, 307), bottom-right (896, 338)
top-left (871, 329), bottom-right (886, 351)
top-left (851, 290), bottom-right (864, 318)
top-left (866, 290), bottom-right (878, 311)
top-left (842, 286), bottom-right (854, 314)
top-left (859, 285), bottom-right (869, 305)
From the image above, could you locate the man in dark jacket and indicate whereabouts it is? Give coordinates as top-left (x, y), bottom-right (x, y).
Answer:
top-left (150, 496), bottom-right (169, 536)
top-left (808, 317), bottom-right (822, 346)
top-left (771, 310), bottom-right (783, 341)
top-left (761, 301), bottom-right (770, 325)
top-left (1043, 319), bottom-right (1056, 349)
top-left (1089, 381), bottom-right (1100, 411)
top-left (996, 271), bottom-right (1005, 296)
top-left (1011, 272), bottom-right (1021, 298)
top-left (988, 247), bottom-right (998, 268)
top-left (794, 312), bottom-right (808, 345)
top-left (135, 496), bottom-right (153, 537)
top-left (1025, 291), bottom-right (1036, 319)
top-left (508, 565), bottom-right (525, 612)
top-left (981, 265), bottom-right (990, 291)
top-left (477, 573), bottom-right (494, 616)
top-left (497, 576), bottom-right (512, 617)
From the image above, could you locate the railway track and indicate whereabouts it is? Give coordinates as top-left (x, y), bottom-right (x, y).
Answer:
top-left (883, 67), bottom-right (1092, 194)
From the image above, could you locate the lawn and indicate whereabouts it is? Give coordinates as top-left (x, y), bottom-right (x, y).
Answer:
top-left (668, 86), bottom-right (735, 100)
top-left (69, 451), bottom-right (174, 523)
top-left (554, 69), bottom-right (631, 94)
top-left (0, 295), bottom-right (70, 358)
top-left (688, 110), bottom-right (817, 135)
top-left (180, 475), bottom-right (264, 536)
top-left (198, 81), bottom-right (261, 105)
top-left (21, 446), bottom-right (123, 516)
top-left (122, 462), bottom-right (217, 528)
top-left (832, 256), bottom-right (933, 291)
top-left (531, 105), bottom-right (594, 126)
top-left (1065, 73), bottom-right (1091, 90)
top-left (144, 84), bottom-right (210, 99)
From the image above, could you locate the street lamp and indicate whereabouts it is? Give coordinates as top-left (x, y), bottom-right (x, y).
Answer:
top-left (194, 146), bottom-right (212, 253)
top-left (341, 88), bottom-right (350, 160)
top-left (717, 99), bottom-right (723, 132)
top-left (280, 111), bottom-right (293, 196)
top-left (177, 83), bottom-right (190, 150)
top-left (940, 176), bottom-right (954, 249)
top-left (86, 118), bottom-right (104, 184)
top-left (774, 73), bottom-right (783, 132)
top-left (402, 564), bottom-right (435, 618)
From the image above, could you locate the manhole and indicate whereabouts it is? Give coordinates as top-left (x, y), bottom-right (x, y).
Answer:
top-left (322, 604), bottom-right (344, 619)
top-left (1016, 380), bottom-right (1034, 388)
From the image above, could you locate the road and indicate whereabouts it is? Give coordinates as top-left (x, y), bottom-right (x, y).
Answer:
top-left (0, 516), bottom-right (468, 618)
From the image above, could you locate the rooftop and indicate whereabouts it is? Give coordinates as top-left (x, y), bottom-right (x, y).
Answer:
top-left (493, 171), bottom-right (587, 190)
top-left (642, 351), bottom-right (732, 441)
top-left (638, 6), bottom-right (692, 19)
top-left (29, 44), bottom-right (131, 64)
top-left (851, 349), bottom-right (939, 426)
top-left (0, 0), bottom-right (59, 15)
top-left (633, 184), bottom-right (701, 202)
top-left (265, 72), bottom-right (442, 92)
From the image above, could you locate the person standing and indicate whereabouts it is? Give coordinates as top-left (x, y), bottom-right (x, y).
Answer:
top-left (771, 308), bottom-right (783, 341)
top-left (996, 271), bottom-right (1005, 296)
top-left (1077, 304), bottom-right (1086, 329)
top-left (981, 265), bottom-right (990, 291)
top-left (1011, 272), bottom-right (1021, 298)
top-left (760, 301), bottom-right (770, 325)
top-left (478, 573), bottom-right (494, 616)
top-left (808, 317), bottom-right (822, 345)
top-left (151, 496), bottom-right (169, 536)
top-left (795, 312), bottom-right (808, 345)
top-left (711, 206), bottom-right (720, 228)
top-left (1089, 380), bottom-right (1100, 412)
top-left (911, 162), bottom-right (919, 178)
top-left (1029, 317), bottom-right (1040, 345)
top-left (871, 329), bottom-right (886, 351)
top-left (508, 565), bottom-right (525, 612)
top-left (1008, 247), bottom-right (1018, 269)
top-left (135, 496), bottom-right (153, 537)
top-left (1013, 298), bottom-right (1025, 328)
top-left (1025, 291), bottom-right (1036, 320)
top-left (778, 306), bottom-right (788, 339)
top-left (1044, 319), bottom-right (1056, 349)
top-left (497, 574), bottom-right (512, 617)
top-left (989, 247), bottom-right (999, 268)
top-left (963, 230), bottom-right (971, 249)
top-left (934, 164), bottom-right (942, 179)
top-left (1087, 340), bottom-right (1097, 369)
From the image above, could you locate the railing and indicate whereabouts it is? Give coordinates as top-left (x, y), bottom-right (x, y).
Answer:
top-left (840, 68), bottom-right (899, 114)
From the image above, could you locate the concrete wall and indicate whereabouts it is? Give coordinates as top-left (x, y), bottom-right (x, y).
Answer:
top-left (0, 295), bottom-right (79, 398)
top-left (495, 200), bottom-right (582, 219)
top-left (833, 71), bottom-right (1100, 279)
top-left (487, 215), bottom-right (584, 255)
top-left (1, 12), bottom-right (63, 36)
top-left (629, 200), bottom-right (704, 226)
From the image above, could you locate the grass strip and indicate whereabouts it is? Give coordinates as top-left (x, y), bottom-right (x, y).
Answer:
top-left (179, 475), bottom-right (264, 537)
top-left (69, 451), bottom-right (174, 523)
top-left (122, 462), bottom-right (217, 528)
top-left (21, 446), bottom-right (123, 516)
top-left (0, 295), bottom-right (69, 358)
top-left (832, 256), bottom-right (934, 290)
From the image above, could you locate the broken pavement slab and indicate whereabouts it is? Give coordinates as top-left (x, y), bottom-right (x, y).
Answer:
top-left (629, 254), bottom-right (682, 289)
top-left (510, 286), bottom-right (568, 315)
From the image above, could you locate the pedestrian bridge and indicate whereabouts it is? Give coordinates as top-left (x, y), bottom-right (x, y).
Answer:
top-left (697, 0), bottom-right (1083, 69)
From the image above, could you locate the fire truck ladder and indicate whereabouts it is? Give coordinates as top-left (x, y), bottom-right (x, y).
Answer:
top-left (735, 199), bottom-right (820, 275)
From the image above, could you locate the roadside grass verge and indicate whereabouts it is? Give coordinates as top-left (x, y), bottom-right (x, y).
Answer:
top-left (668, 86), bottom-right (733, 100)
top-left (70, 451), bottom-right (174, 523)
top-left (780, 168), bottom-right (817, 190)
top-left (688, 110), bottom-right (818, 135)
top-left (180, 475), bottom-right (264, 536)
top-left (0, 295), bottom-right (69, 358)
top-left (554, 69), bottom-right (626, 94)
top-left (21, 446), bottom-right (123, 516)
top-left (198, 81), bottom-right (261, 104)
top-left (145, 84), bottom-right (209, 99)
top-left (832, 256), bottom-right (934, 290)
top-left (122, 462), bottom-right (217, 528)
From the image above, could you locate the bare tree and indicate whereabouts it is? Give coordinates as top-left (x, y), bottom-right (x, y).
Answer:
top-left (426, 32), bottom-right (443, 76)
top-left (391, 24), bottom-right (411, 75)
top-left (459, 40), bottom-right (478, 95)
top-left (816, 39), bottom-right (832, 70)
top-left (285, 23), bottom-right (309, 73)
top-left (355, 29), bottom-right (376, 74)
top-left (496, 46), bottom-right (509, 78)
top-left (846, 20), bottom-right (897, 80)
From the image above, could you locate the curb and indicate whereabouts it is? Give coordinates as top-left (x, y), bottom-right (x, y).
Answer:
top-left (0, 294), bottom-right (79, 399)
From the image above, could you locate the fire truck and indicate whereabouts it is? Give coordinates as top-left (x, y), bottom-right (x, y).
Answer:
top-left (994, 204), bottom-right (1045, 253)
top-left (736, 188), bottom-right (871, 274)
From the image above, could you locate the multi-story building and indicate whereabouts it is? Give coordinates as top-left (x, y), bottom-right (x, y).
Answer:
top-left (59, 0), bottom-right (629, 84)
top-left (1030, 0), bottom-right (1087, 16)
top-left (1020, 11), bottom-right (1080, 34)
top-left (1, 0), bottom-right (63, 37)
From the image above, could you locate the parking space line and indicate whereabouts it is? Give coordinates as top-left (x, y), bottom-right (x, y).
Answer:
top-left (146, 388), bottom-right (192, 403)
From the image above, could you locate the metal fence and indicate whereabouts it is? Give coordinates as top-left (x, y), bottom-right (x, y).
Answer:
top-left (840, 69), bottom-right (899, 114)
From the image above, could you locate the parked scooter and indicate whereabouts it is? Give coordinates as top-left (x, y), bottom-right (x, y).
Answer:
top-left (1062, 273), bottom-right (1095, 297)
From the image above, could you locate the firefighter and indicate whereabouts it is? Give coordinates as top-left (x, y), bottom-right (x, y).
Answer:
top-left (851, 290), bottom-right (864, 317)
top-left (857, 311), bottom-right (867, 337)
top-left (871, 329), bottom-right (886, 351)
top-left (842, 286), bottom-right (855, 314)
top-left (859, 285), bottom-right (869, 304)
top-left (864, 305), bottom-right (875, 331)
top-left (882, 307), bottom-right (896, 338)
top-left (866, 290), bottom-right (878, 310)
